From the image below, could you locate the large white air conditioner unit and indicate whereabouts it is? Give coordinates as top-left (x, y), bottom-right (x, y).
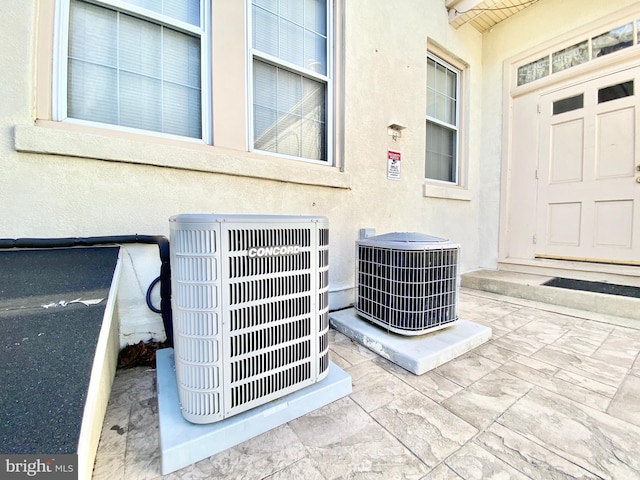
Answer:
top-left (169, 214), bottom-right (330, 424)
top-left (355, 232), bottom-right (460, 336)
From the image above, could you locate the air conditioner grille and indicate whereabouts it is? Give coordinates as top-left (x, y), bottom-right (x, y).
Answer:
top-left (230, 296), bottom-right (311, 331)
top-left (319, 310), bottom-right (329, 330)
top-left (229, 251), bottom-right (311, 278)
top-left (228, 228), bottom-right (311, 251)
top-left (174, 228), bottom-right (216, 254)
top-left (319, 319), bottom-right (328, 353)
top-left (230, 318), bottom-right (311, 357)
top-left (170, 214), bottom-right (329, 424)
top-left (177, 310), bottom-right (218, 337)
top-left (355, 237), bottom-right (459, 335)
top-left (179, 388), bottom-right (220, 418)
top-left (231, 362), bottom-right (312, 408)
top-left (229, 273), bottom-right (311, 305)
top-left (319, 269), bottom-right (329, 289)
top-left (175, 255), bottom-right (217, 282)
top-left (176, 283), bottom-right (217, 309)
top-left (176, 335), bottom-right (219, 364)
top-left (319, 354), bottom-right (328, 373)
top-left (319, 228), bottom-right (329, 246)
top-left (317, 228), bottom-right (330, 376)
top-left (178, 364), bottom-right (219, 391)
top-left (230, 340), bottom-right (311, 382)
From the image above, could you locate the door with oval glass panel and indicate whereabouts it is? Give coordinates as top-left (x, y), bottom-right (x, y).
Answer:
top-left (535, 66), bottom-right (640, 265)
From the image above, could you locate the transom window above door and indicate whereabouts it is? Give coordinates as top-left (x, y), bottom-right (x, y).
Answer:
top-left (517, 19), bottom-right (640, 87)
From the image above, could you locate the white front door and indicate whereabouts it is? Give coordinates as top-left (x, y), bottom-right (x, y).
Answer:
top-left (535, 65), bottom-right (640, 265)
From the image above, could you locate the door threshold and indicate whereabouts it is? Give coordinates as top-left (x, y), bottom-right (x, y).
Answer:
top-left (498, 257), bottom-right (640, 286)
top-left (535, 254), bottom-right (640, 267)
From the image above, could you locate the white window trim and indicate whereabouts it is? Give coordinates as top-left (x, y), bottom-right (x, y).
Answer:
top-left (425, 51), bottom-right (461, 185)
top-left (52, 0), bottom-right (212, 144)
top-left (246, 0), bottom-right (334, 166)
top-left (29, 0), bottom-right (348, 188)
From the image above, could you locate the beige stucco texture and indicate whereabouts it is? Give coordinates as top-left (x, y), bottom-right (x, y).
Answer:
top-left (2, 0), bottom-right (637, 345)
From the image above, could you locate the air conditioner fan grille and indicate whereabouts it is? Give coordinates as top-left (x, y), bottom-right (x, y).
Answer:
top-left (356, 244), bottom-right (459, 334)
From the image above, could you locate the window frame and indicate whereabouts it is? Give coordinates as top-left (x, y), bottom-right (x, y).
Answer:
top-left (29, 0), bottom-right (347, 188)
top-left (52, 0), bottom-right (212, 144)
top-left (247, 0), bottom-right (334, 166)
top-left (425, 51), bottom-right (461, 185)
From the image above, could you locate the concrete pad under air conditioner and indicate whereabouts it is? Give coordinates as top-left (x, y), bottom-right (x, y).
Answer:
top-left (156, 349), bottom-right (352, 475)
top-left (329, 308), bottom-right (492, 375)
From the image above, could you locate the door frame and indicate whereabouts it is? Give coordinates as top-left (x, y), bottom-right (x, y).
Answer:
top-left (534, 65), bottom-right (640, 265)
top-left (499, 8), bottom-right (640, 276)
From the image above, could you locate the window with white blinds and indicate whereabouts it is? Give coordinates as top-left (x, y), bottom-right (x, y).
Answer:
top-left (250, 0), bottom-right (331, 163)
top-left (426, 54), bottom-right (460, 183)
top-left (61, 0), bottom-right (206, 140)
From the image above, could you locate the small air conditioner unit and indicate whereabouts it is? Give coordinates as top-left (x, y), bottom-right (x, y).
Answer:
top-left (169, 214), bottom-right (330, 424)
top-left (355, 231), bottom-right (460, 336)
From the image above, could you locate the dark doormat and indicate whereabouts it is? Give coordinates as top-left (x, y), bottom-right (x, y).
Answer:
top-left (0, 247), bottom-right (119, 455)
top-left (543, 277), bottom-right (640, 298)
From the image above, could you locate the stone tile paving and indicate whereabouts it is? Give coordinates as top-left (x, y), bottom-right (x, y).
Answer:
top-left (92, 290), bottom-right (640, 479)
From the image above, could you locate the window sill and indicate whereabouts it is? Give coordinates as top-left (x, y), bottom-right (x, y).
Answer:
top-left (14, 123), bottom-right (351, 190)
top-left (423, 183), bottom-right (472, 201)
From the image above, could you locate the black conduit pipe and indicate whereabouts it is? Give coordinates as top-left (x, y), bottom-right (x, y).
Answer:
top-left (0, 235), bottom-right (173, 346)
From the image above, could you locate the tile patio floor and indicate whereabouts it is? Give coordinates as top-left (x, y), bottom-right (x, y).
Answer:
top-left (92, 289), bottom-right (640, 479)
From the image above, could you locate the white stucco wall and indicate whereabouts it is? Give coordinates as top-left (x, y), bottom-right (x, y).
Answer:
top-left (1, 0), bottom-right (492, 347)
top-left (480, 0), bottom-right (640, 267)
top-left (342, 0), bottom-right (484, 269)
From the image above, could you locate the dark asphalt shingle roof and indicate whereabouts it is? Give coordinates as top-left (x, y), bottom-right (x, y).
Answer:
top-left (0, 247), bottom-right (119, 454)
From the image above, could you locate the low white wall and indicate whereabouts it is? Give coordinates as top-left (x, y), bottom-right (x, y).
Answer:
top-left (116, 245), bottom-right (164, 347)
